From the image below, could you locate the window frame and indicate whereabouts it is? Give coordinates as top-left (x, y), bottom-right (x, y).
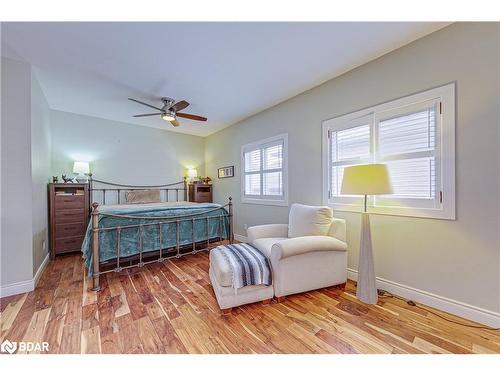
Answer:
top-left (241, 133), bottom-right (289, 206)
top-left (322, 83), bottom-right (455, 220)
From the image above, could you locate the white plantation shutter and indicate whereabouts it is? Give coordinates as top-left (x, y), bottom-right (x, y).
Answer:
top-left (262, 143), bottom-right (283, 195)
top-left (382, 158), bottom-right (436, 199)
top-left (375, 100), bottom-right (440, 208)
top-left (329, 102), bottom-right (440, 206)
top-left (245, 173), bottom-right (261, 195)
top-left (244, 149), bottom-right (262, 195)
top-left (244, 149), bottom-right (261, 172)
top-left (378, 109), bottom-right (436, 156)
top-left (263, 144), bottom-right (282, 169)
top-left (324, 84), bottom-right (455, 219)
top-left (334, 125), bottom-right (371, 161)
top-left (263, 171), bottom-right (282, 195)
top-left (330, 121), bottom-right (371, 197)
top-left (242, 134), bottom-right (287, 204)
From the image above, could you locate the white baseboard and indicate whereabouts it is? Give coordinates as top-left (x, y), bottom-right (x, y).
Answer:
top-left (0, 252), bottom-right (50, 298)
top-left (0, 279), bottom-right (34, 298)
top-left (347, 268), bottom-right (500, 328)
top-left (234, 234), bottom-right (248, 242)
top-left (34, 252), bottom-right (50, 287)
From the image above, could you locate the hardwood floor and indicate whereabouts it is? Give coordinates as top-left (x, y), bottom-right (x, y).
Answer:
top-left (1, 252), bottom-right (499, 354)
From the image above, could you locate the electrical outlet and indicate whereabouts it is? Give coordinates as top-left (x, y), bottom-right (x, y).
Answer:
top-left (42, 240), bottom-right (46, 251)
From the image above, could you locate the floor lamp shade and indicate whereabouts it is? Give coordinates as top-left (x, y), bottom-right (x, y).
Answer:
top-left (340, 164), bottom-right (392, 305)
top-left (340, 164), bottom-right (392, 196)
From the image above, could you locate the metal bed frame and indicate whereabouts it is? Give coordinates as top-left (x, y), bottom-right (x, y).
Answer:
top-left (88, 176), bottom-right (233, 291)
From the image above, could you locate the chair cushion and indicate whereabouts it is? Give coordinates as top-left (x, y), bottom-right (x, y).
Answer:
top-left (252, 237), bottom-right (287, 259)
top-left (288, 203), bottom-right (333, 238)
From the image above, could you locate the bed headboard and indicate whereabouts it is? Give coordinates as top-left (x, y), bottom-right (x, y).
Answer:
top-left (89, 175), bottom-right (188, 206)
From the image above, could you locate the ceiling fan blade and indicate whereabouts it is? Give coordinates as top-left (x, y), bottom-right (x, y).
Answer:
top-left (176, 112), bottom-right (207, 122)
top-left (170, 119), bottom-right (180, 127)
top-left (133, 113), bottom-right (163, 117)
top-left (169, 100), bottom-right (189, 112)
top-left (128, 98), bottom-right (163, 111)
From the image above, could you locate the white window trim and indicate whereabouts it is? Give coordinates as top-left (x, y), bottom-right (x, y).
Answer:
top-left (322, 83), bottom-right (455, 220)
top-left (241, 133), bottom-right (289, 207)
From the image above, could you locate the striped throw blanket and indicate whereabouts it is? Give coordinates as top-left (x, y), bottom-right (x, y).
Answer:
top-left (216, 243), bottom-right (272, 290)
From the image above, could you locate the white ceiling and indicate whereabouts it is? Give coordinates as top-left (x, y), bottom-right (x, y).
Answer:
top-left (1, 22), bottom-right (449, 137)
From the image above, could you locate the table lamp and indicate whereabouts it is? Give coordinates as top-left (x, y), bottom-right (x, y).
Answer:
top-left (187, 168), bottom-right (198, 182)
top-left (73, 161), bottom-right (90, 183)
top-left (341, 164), bottom-right (392, 304)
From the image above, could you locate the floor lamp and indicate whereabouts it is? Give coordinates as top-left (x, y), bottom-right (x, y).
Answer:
top-left (341, 164), bottom-right (392, 304)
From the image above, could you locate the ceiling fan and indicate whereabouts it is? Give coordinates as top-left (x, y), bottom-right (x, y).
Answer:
top-left (128, 97), bottom-right (207, 127)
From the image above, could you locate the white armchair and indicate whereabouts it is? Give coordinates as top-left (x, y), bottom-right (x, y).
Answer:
top-left (247, 204), bottom-right (347, 299)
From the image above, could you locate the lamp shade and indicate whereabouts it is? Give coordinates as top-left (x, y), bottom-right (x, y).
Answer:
top-left (187, 168), bottom-right (198, 179)
top-left (73, 161), bottom-right (90, 174)
top-left (341, 164), bottom-right (392, 196)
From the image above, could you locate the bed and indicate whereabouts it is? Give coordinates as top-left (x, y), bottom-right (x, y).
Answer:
top-left (84, 177), bottom-right (233, 291)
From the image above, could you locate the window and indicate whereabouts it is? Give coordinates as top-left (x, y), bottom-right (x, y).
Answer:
top-left (241, 133), bottom-right (288, 206)
top-left (322, 83), bottom-right (455, 219)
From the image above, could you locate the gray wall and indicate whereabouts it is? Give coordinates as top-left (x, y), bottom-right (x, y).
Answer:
top-left (1, 57), bottom-right (34, 285)
top-left (50, 110), bottom-right (206, 187)
top-left (31, 71), bottom-right (51, 274)
top-left (205, 23), bottom-right (500, 313)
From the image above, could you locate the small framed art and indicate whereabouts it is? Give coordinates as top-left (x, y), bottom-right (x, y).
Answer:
top-left (218, 166), bottom-right (234, 179)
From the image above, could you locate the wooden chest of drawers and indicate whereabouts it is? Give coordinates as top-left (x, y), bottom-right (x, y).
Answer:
top-left (188, 182), bottom-right (213, 203)
top-left (49, 183), bottom-right (89, 259)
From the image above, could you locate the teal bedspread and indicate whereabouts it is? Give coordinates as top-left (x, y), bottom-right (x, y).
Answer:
top-left (81, 203), bottom-right (229, 275)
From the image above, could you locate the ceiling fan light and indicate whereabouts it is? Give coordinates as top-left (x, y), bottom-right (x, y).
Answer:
top-left (161, 113), bottom-right (176, 122)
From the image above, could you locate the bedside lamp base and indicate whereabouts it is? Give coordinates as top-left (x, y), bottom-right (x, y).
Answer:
top-left (75, 174), bottom-right (89, 183)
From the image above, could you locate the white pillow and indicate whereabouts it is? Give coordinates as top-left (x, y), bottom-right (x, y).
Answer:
top-left (288, 203), bottom-right (333, 238)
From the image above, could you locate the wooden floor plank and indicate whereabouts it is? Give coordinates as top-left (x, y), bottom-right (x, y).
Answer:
top-left (81, 326), bottom-right (102, 354)
top-left (42, 315), bottom-right (65, 354)
top-left (100, 332), bottom-right (122, 354)
top-left (135, 316), bottom-right (165, 354)
top-left (0, 294), bottom-right (27, 332)
top-left (59, 323), bottom-right (81, 354)
top-left (151, 317), bottom-right (188, 354)
top-left (1, 252), bottom-right (498, 354)
top-left (18, 307), bottom-right (52, 354)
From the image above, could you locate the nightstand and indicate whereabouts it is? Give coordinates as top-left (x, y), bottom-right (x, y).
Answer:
top-left (188, 182), bottom-right (213, 203)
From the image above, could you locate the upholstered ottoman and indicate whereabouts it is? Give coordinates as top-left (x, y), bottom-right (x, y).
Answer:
top-left (209, 244), bottom-right (274, 313)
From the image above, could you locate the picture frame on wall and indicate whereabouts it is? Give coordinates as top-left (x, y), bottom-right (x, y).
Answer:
top-left (218, 165), bottom-right (234, 179)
